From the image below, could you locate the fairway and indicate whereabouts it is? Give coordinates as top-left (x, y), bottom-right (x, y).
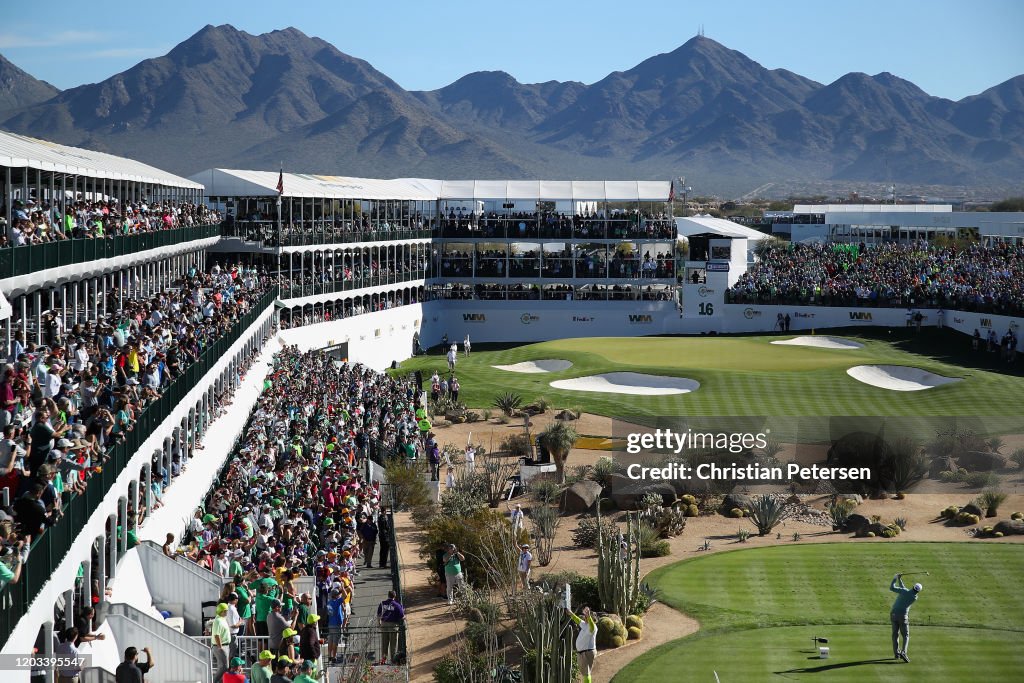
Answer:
top-left (396, 332), bottom-right (1024, 418)
top-left (614, 543), bottom-right (1024, 682)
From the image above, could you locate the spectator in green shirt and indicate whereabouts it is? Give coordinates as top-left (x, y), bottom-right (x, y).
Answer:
top-left (292, 659), bottom-right (319, 683)
top-left (250, 651), bottom-right (274, 683)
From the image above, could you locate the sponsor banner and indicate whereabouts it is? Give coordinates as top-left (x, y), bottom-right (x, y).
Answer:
top-left (462, 313), bottom-right (487, 322)
top-left (848, 311), bottom-right (874, 322)
top-left (743, 307), bottom-right (763, 320)
top-left (628, 314), bottom-right (654, 324)
top-left (572, 315), bottom-right (595, 322)
top-left (520, 313), bottom-right (539, 325)
top-left (706, 262), bottom-right (730, 272)
top-left (697, 285), bottom-right (716, 298)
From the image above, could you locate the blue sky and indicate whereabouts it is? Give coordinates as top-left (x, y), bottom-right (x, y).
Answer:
top-left (1, 0), bottom-right (1021, 100)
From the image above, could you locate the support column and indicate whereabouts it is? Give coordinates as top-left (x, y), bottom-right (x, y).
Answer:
top-left (80, 561), bottom-right (92, 619)
top-left (63, 589), bottom-right (75, 630)
top-left (107, 518), bottom-right (117, 578)
top-left (33, 290), bottom-right (42, 345)
top-left (117, 497), bottom-right (128, 556)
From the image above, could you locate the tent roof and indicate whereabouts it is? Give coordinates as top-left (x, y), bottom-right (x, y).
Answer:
top-left (676, 215), bottom-right (772, 241)
top-left (192, 169), bottom-right (672, 202)
top-left (192, 168), bottom-right (441, 200)
top-left (0, 129), bottom-right (201, 188)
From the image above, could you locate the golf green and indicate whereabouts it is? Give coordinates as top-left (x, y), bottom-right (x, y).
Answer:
top-left (614, 543), bottom-right (1024, 682)
top-left (395, 331), bottom-right (1024, 419)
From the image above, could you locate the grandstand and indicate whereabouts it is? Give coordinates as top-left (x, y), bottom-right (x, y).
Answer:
top-left (1, 130), bottom-right (1021, 683)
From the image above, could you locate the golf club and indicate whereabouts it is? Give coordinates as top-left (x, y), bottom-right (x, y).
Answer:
top-left (899, 571), bottom-right (931, 577)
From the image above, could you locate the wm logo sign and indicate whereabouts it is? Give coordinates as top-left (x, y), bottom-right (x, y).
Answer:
top-left (629, 314), bottom-right (653, 323)
top-left (849, 312), bottom-right (873, 321)
top-left (980, 318), bottom-right (992, 328)
top-left (463, 313), bottom-right (487, 322)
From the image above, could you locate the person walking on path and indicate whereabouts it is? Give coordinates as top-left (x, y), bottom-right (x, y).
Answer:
top-left (377, 590), bottom-right (406, 664)
top-left (517, 543), bottom-right (533, 590)
top-left (890, 573), bottom-right (923, 662)
top-left (566, 606), bottom-right (598, 683)
top-left (447, 345), bottom-right (457, 372)
top-left (443, 543), bottom-right (465, 605)
top-left (463, 334), bottom-right (471, 356)
top-left (357, 514), bottom-right (378, 568)
top-left (377, 511), bottom-right (391, 568)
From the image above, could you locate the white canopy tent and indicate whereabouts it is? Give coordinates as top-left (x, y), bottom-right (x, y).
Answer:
top-left (192, 168), bottom-right (440, 200)
top-left (437, 179), bottom-right (671, 201)
top-left (0, 129), bottom-right (201, 188)
top-left (675, 215), bottom-right (772, 241)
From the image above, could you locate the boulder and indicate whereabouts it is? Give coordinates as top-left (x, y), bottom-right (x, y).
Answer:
top-left (962, 503), bottom-right (984, 517)
top-left (562, 480), bottom-right (603, 514)
top-left (864, 522), bottom-right (891, 537)
top-left (843, 513), bottom-right (871, 534)
top-left (608, 474), bottom-right (675, 510)
top-left (555, 409), bottom-right (578, 421)
top-left (957, 451), bottom-right (1008, 471)
top-left (993, 520), bottom-right (1024, 536)
top-left (721, 493), bottom-right (754, 513)
top-left (929, 456), bottom-right (959, 478)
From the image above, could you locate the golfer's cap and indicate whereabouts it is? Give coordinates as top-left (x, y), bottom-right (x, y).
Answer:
top-left (913, 583), bottom-right (923, 592)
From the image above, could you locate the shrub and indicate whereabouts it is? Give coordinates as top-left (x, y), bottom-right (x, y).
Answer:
top-left (419, 508), bottom-right (525, 587)
top-left (982, 526), bottom-right (994, 533)
top-left (886, 436), bottom-right (929, 492)
top-left (465, 411), bottom-right (480, 423)
top-left (635, 582), bottom-right (660, 614)
top-left (866, 532), bottom-right (876, 538)
top-left (994, 532), bottom-right (1004, 538)
top-left (965, 472), bottom-right (1000, 489)
top-left (624, 615), bottom-right (644, 630)
top-left (531, 478), bottom-right (563, 505)
top-left (638, 524), bottom-right (669, 557)
top-left (941, 505), bottom-right (960, 519)
top-left (638, 505), bottom-right (687, 538)
top-left (986, 436), bottom-right (1005, 453)
top-left (500, 433), bottom-right (532, 459)
top-left (736, 528), bottom-right (750, 542)
top-left (563, 465), bottom-right (590, 486)
top-left (728, 507), bottom-right (745, 518)
top-left (1011, 512), bottom-right (1024, 521)
top-left (627, 626), bottom-right (643, 640)
top-left (641, 539), bottom-right (671, 557)
top-left (610, 635), bottom-right (625, 648)
top-left (590, 457), bottom-right (617, 489)
top-left (638, 492), bottom-right (663, 510)
top-left (440, 484), bottom-right (488, 518)
top-left (531, 504), bottom-right (560, 566)
top-left (497, 414), bottom-right (511, 424)
top-left (463, 621), bottom-right (495, 653)
top-left (881, 528), bottom-right (898, 538)
top-left (535, 396), bottom-right (550, 413)
top-left (747, 495), bottom-right (794, 536)
top-left (492, 392), bottom-right (523, 416)
top-left (685, 504), bottom-right (699, 517)
top-left (481, 408), bottom-right (493, 422)
top-left (572, 516), bottom-right (617, 549)
top-left (939, 470), bottom-right (961, 483)
top-left (571, 575), bottom-right (601, 611)
top-left (827, 499), bottom-right (856, 530)
top-left (679, 494), bottom-right (697, 506)
top-left (1010, 449), bottom-right (1024, 469)
top-left (977, 491), bottom-right (1007, 517)
top-left (894, 516), bottom-right (908, 531)
top-left (385, 456), bottom-right (432, 510)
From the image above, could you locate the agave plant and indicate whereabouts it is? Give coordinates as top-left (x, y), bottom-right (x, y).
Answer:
top-left (492, 391), bottom-right (523, 417)
top-left (748, 494), bottom-right (795, 536)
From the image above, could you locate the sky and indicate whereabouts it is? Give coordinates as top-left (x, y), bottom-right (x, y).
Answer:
top-left (1, 0), bottom-right (1022, 100)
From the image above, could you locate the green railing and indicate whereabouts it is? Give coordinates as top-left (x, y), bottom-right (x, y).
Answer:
top-left (222, 221), bottom-right (432, 246)
top-left (0, 287), bottom-right (278, 645)
top-left (0, 225), bottom-right (221, 280)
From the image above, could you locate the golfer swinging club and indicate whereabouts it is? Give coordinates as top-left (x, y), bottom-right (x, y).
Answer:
top-left (889, 573), bottom-right (923, 662)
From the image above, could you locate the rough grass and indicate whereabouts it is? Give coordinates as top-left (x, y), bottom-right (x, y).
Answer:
top-left (614, 543), bottom-right (1024, 682)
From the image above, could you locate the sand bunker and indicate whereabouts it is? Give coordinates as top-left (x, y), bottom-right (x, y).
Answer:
top-left (846, 365), bottom-right (961, 392)
top-left (492, 359), bottom-right (573, 373)
top-left (550, 372), bottom-right (700, 396)
top-left (771, 336), bottom-right (864, 350)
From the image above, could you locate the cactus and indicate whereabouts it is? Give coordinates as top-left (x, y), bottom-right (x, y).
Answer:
top-left (596, 505), bottom-right (642, 621)
top-left (513, 589), bottom-right (576, 683)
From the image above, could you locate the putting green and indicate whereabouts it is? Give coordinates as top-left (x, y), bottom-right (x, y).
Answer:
top-left (396, 331), bottom-right (1024, 419)
top-left (614, 543), bottom-right (1024, 682)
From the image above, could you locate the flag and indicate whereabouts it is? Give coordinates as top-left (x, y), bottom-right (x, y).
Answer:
top-left (668, 180), bottom-right (675, 203)
top-left (276, 167), bottom-right (284, 196)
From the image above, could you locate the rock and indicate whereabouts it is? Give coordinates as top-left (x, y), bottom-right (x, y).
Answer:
top-left (993, 520), bottom-right (1024, 536)
top-left (562, 480), bottom-right (603, 513)
top-left (608, 474), bottom-right (675, 510)
top-left (843, 513), bottom-right (871, 534)
top-left (962, 503), bottom-right (984, 517)
top-left (865, 522), bottom-right (891, 537)
top-left (957, 451), bottom-right (1008, 471)
top-left (929, 456), bottom-right (959, 478)
top-left (721, 493), bottom-right (753, 513)
top-left (555, 409), bottom-right (578, 421)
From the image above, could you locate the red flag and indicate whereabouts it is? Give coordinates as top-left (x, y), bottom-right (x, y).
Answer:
top-left (276, 168), bottom-right (284, 196)
top-left (668, 180), bottom-right (675, 203)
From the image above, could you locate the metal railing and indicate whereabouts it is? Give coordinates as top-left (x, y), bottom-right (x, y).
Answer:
top-left (0, 287), bottom-right (278, 645)
top-left (279, 269), bottom-right (427, 299)
top-left (222, 221), bottom-right (432, 246)
top-left (0, 224), bottom-right (220, 279)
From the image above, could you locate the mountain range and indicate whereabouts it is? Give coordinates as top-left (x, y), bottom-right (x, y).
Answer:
top-left (1, 25), bottom-right (1021, 195)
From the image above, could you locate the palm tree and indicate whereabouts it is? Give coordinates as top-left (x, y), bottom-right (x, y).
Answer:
top-left (538, 421), bottom-right (579, 484)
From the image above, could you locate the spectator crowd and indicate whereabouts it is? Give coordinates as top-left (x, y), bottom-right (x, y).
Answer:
top-left (728, 240), bottom-right (1024, 315)
top-left (174, 347), bottom-right (414, 675)
top-left (3, 197), bottom-right (221, 247)
top-left (0, 262), bottom-right (274, 588)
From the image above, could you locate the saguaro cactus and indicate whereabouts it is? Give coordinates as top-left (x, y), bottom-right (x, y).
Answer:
top-left (513, 589), bottom-right (576, 683)
top-left (595, 505), bottom-right (641, 621)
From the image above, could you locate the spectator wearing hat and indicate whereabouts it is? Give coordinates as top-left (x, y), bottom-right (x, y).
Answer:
top-left (250, 650), bottom-right (275, 683)
top-left (377, 590), bottom-right (406, 665)
top-left (299, 613), bottom-right (321, 662)
top-left (357, 514), bottom-right (377, 568)
top-left (518, 543), bottom-right (533, 590)
top-left (326, 588), bottom-right (345, 663)
top-left (292, 660), bottom-right (319, 683)
top-left (222, 658), bottom-right (246, 683)
top-left (277, 627), bottom-right (298, 661)
top-left (211, 603), bottom-right (232, 683)
top-left (270, 656), bottom-right (293, 683)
